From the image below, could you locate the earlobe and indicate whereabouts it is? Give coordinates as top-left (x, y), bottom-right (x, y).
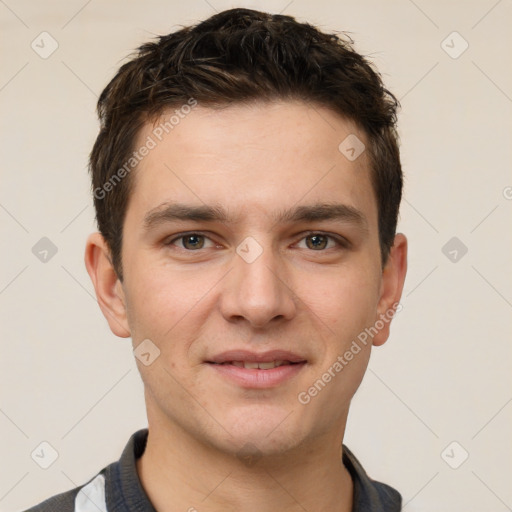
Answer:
top-left (84, 232), bottom-right (131, 338)
top-left (372, 233), bottom-right (408, 347)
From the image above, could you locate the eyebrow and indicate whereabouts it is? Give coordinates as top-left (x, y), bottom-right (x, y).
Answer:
top-left (143, 202), bottom-right (368, 231)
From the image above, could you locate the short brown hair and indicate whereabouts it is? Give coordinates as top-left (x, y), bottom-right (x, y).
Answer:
top-left (89, 8), bottom-right (402, 280)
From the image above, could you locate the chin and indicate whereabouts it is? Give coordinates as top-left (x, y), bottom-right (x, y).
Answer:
top-left (213, 405), bottom-right (310, 457)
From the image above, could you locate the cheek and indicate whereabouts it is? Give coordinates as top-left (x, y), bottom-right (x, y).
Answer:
top-left (123, 263), bottom-right (224, 366)
top-left (295, 269), bottom-right (378, 419)
top-left (124, 267), bottom-right (196, 341)
top-left (301, 263), bottom-right (381, 341)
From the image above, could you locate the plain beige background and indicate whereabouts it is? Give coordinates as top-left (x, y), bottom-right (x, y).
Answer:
top-left (1, 1), bottom-right (511, 511)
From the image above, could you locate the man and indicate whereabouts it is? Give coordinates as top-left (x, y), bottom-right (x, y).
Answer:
top-left (27, 7), bottom-right (407, 512)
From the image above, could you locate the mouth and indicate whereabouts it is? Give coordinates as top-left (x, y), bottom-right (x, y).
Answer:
top-left (206, 351), bottom-right (307, 388)
top-left (210, 360), bottom-right (302, 370)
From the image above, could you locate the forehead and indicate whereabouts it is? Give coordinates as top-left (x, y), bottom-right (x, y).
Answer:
top-left (128, 100), bottom-right (377, 228)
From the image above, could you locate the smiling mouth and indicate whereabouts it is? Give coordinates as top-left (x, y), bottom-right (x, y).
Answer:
top-left (210, 360), bottom-right (303, 370)
top-left (207, 359), bottom-right (306, 388)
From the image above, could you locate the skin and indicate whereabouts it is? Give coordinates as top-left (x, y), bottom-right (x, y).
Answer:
top-left (85, 100), bottom-right (407, 512)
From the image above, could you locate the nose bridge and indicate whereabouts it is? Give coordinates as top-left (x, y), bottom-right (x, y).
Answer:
top-left (220, 234), bottom-right (296, 327)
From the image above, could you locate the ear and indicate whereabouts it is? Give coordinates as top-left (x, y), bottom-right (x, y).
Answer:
top-left (84, 232), bottom-right (131, 338)
top-left (372, 233), bottom-right (408, 347)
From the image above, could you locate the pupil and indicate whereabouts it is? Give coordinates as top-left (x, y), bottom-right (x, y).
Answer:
top-left (308, 235), bottom-right (326, 250)
top-left (185, 235), bottom-right (203, 249)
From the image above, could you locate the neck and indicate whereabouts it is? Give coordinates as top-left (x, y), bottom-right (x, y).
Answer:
top-left (136, 418), bottom-right (353, 512)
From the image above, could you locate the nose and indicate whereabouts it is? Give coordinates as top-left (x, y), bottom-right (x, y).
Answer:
top-left (218, 238), bottom-right (297, 329)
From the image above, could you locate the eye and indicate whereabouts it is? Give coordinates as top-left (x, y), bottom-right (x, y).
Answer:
top-left (166, 233), bottom-right (215, 250)
top-left (164, 231), bottom-right (348, 253)
top-left (296, 232), bottom-right (347, 251)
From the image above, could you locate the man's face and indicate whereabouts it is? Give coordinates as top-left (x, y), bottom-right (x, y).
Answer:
top-left (113, 101), bottom-right (399, 456)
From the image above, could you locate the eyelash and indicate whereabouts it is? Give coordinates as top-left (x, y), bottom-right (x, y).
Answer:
top-left (164, 231), bottom-right (349, 252)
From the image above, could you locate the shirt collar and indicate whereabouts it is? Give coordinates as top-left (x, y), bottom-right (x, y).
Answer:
top-left (105, 428), bottom-right (401, 512)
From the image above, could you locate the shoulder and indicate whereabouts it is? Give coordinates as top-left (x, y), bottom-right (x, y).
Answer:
top-left (365, 479), bottom-right (402, 510)
top-left (23, 486), bottom-right (81, 512)
top-left (342, 445), bottom-right (402, 512)
top-left (22, 429), bottom-right (148, 512)
top-left (23, 472), bottom-right (107, 512)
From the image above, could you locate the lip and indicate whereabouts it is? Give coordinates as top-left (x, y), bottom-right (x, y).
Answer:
top-left (207, 362), bottom-right (306, 388)
top-left (207, 349), bottom-right (306, 364)
top-left (206, 350), bottom-right (307, 389)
